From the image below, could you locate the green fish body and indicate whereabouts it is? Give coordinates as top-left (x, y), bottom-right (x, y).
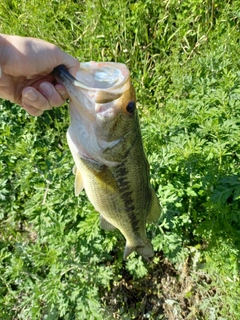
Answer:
top-left (53, 62), bottom-right (161, 259)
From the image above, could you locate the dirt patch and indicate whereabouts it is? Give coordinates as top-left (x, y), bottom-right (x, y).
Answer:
top-left (102, 252), bottom-right (215, 319)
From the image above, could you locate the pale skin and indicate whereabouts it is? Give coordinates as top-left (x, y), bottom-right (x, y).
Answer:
top-left (0, 34), bottom-right (80, 116)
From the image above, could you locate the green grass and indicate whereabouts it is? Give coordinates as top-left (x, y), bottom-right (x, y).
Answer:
top-left (0, 0), bottom-right (240, 319)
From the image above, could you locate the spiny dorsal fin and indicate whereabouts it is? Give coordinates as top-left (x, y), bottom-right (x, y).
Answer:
top-left (146, 189), bottom-right (161, 223)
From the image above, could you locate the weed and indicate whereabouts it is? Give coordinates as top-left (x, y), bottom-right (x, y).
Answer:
top-left (0, 0), bottom-right (240, 319)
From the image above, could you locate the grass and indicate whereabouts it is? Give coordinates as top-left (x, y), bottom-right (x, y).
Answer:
top-left (0, 0), bottom-right (240, 319)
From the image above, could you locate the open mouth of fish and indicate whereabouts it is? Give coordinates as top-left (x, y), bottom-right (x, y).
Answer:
top-left (52, 62), bottom-right (135, 128)
top-left (52, 62), bottom-right (135, 165)
top-left (52, 61), bottom-right (130, 94)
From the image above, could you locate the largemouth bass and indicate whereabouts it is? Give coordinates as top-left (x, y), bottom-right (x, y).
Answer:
top-left (53, 62), bottom-right (161, 259)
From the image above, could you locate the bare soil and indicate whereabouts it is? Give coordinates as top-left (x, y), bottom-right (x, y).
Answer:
top-left (103, 252), bottom-right (215, 319)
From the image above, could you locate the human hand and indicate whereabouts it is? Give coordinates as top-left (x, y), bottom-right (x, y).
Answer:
top-left (0, 34), bottom-right (80, 116)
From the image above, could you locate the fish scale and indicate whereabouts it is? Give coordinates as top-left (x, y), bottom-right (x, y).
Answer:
top-left (53, 62), bottom-right (161, 259)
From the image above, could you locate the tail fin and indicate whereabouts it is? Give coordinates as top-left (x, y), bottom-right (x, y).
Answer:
top-left (123, 245), bottom-right (135, 260)
top-left (136, 240), bottom-right (154, 259)
top-left (123, 240), bottom-right (154, 260)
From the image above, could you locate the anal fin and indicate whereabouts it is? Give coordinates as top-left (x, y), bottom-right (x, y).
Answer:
top-left (100, 215), bottom-right (116, 231)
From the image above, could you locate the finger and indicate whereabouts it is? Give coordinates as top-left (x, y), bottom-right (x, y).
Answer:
top-left (39, 82), bottom-right (66, 107)
top-left (22, 87), bottom-right (52, 111)
top-left (55, 83), bottom-right (68, 100)
top-left (21, 103), bottom-right (44, 116)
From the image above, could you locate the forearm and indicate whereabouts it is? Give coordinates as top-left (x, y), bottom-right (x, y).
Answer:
top-left (0, 33), bottom-right (8, 51)
top-left (0, 34), bottom-right (14, 101)
top-left (0, 34), bottom-right (9, 76)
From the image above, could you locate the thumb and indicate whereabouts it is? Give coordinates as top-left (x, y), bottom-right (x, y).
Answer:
top-left (54, 47), bottom-right (80, 77)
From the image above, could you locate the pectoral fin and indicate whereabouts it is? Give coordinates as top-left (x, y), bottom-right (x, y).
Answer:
top-left (73, 165), bottom-right (84, 196)
top-left (72, 165), bottom-right (77, 175)
top-left (100, 215), bottom-right (116, 231)
top-left (146, 189), bottom-right (161, 223)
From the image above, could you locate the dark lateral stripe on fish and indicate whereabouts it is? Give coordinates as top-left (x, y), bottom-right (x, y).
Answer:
top-left (115, 163), bottom-right (140, 235)
top-left (115, 165), bottom-right (128, 176)
top-left (116, 177), bottom-right (129, 188)
top-left (128, 211), bottom-right (141, 238)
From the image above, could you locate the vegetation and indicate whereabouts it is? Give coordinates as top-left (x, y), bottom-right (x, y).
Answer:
top-left (0, 0), bottom-right (240, 319)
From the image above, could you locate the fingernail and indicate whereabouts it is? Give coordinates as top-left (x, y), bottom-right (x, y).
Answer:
top-left (40, 82), bottom-right (53, 96)
top-left (23, 89), bottom-right (37, 101)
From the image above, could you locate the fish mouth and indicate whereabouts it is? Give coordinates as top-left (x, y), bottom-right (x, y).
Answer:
top-left (52, 62), bottom-right (129, 91)
top-left (53, 62), bottom-right (133, 113)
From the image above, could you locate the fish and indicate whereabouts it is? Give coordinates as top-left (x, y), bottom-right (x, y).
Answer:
top-left (53, 62), bottom-right (161, 260)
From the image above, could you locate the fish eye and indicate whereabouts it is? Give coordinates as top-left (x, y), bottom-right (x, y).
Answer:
top-left (126, 101), bottom-right (136, 114)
